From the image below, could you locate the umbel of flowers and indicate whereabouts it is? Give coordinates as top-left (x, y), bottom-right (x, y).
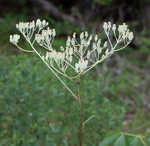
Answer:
top-left (10, 19), bottom-right (133, 100)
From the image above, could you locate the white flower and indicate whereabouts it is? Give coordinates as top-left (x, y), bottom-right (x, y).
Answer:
top-left (10, 19), bottom-right (134, 79)
top-left (128, 32), bottom-right (134, 41)
top-left (108, 21), bottom-right (111, 29)
top-left (36, 19), bottom-right (42, 27)
top-left (118, 23), bottom-right (128, 34)
top-left (97, 46), bottom-right (102, 54)
top-left (9, 34), bottom-right (20, 44)
top-left (85, 31), bottom-right (88, 38)
top-left (45, 51), bottom-right (65, 64)
top-left (75, 59), bottom-right (88, 73)
top-left (35, 27), bottom-right (56, 50)
top-left (97, 39), bottom-right (101, 46)
top-left (103, 22), bottom-right (108, 31)
top-left (36, 19), bottom-right (48, 29)
top-left (66, 36), bottom-right (71, 47)
top-left (103, 41), bottom-right (107, 48)
top-left (73, 32), bottom-right (76, 38)
top-left (94, 34), bottom-right (98, 42)
top-left (29, 21), bottom-right (35, 29)
top-left (80, 32), bottom-right (84, 40)
top-left (112, 24), bottom-right (116, 32)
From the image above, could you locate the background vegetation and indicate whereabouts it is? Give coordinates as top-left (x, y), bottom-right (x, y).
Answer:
top-left (0, 0), bottom-right (150, 145)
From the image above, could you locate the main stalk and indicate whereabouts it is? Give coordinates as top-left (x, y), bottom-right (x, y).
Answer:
top-left (77, 75), bottom-right (83, 146)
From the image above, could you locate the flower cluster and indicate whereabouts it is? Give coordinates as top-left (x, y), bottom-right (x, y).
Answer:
top-left (9, 19), bottom-right (134, 100)
top-left (15, 19), bottom-right (48, 40)
top-left (10, 19), bottom-right (134, 78)
top-left (103, 22), bottom-right (134, 44)
top-left (75, 59), bottom-right (88, 73)
top-left (35, 28), bottom-right (56, 51)
top-left (10, 34), bottom-right (20, 44)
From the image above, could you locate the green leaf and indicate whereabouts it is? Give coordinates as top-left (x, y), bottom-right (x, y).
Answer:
top-left (99, 134), bottom-right (120, 146)
top-left (145, 138), bottom-right (150, 145)
top-left (130, 137), bottom-right (143, 146)
top-left (114, 135), bottom-right (126, 146)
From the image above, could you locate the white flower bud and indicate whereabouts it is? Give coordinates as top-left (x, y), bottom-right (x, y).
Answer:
top-left (97, 47), bottom-right (102, 54)
top-left (80, 32), bottom-right (84, 40)
top-left (36, 19), bottom-right (41, 27)
top-left (108, 21), bottom-right (111, 29)
top-left (66, 36), bottom-right (71, 47)
top-left (87, 35), bottom-right (92, 46)
top-left (112, 24), bottom-right (116, 31)
top-left (30, 21), bottom-right (35, 29)
top-left (102, 54), bottom-right (105, 59)
top-left (60, 46), bottom-right (64, 51)
top-left (85, 31), bottom-right (88, 38)
top-left (94, 34), bottom-right (98, 42)
top-left (42, 20), bottom-right (46, 26)
top-left (73, 32), bottom-right (76, 38)
top-left (75, 59), bottom-right (88, 73)
top-left (103, 41), bottom-right (107, 48)
top-left (118, 23), bottom-right (128, 34)
top-left (87, 51), bottom-right (91, 59)
top-left (128, 32), bottom-right (134, 41)
top-left (103, 22), bottom-right (108, 31)
top-left (97, 39), bottom-right (101, 46)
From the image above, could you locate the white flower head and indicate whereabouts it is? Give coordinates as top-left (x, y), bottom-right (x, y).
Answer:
top-left (66, 36), bottom-right (71, 47)
top-left (10, 34), bottom-right (20, 44)
top-left (108, 21), bottom-right (111, 29)
top-left (80, 32), bottom-right (84, 40)
top-left (103, 41), bottom-right (107, 48)
top-left (128, 32), bottom-right (134, 41)
top-left (75, 59), bottom-right (88, 73)
top-left (36, 19), bottom-right (42, 27)
top-left (36, 19), bottom-right (48, 29)
top-left (112, 24), bottom-right (116, 31)
top-left (118, 23), bottom-right (128, 34)
top-left (103, 22), bottom-right (108, 31)
top-left (94, 34), bottom-right (98, 42)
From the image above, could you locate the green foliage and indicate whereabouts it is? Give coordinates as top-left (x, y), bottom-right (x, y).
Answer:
top-left (100, 133), bottom-right (150, 146)
top-left (93, 0), bottom-right (112, 5)
top-left (0, 53), bottom-right (126, 145)
top-left (99, 133), bottom-right (120, 146)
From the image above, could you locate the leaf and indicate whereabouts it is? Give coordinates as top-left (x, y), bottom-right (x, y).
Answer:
top-left (145, 138), bottom-right (150, 145)
top-left (130, 137), bottom-right (143, 146)
top-left (99, 134), bottom-right (119, 146)
top-left (114, 135), bottom-right (126, 146)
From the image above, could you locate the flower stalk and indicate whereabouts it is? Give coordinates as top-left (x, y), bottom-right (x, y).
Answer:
top-left (77, 75), bottom-right (83, 146)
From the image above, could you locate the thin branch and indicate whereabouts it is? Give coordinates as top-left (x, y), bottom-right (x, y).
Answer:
top-left (25, 38), bottom-right (79, 101)
top-left (15, 44), bottom-right (34, 53)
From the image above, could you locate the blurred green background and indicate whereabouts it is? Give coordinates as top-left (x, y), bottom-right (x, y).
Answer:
top-left (0, 0), bottom-right (150, 145)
